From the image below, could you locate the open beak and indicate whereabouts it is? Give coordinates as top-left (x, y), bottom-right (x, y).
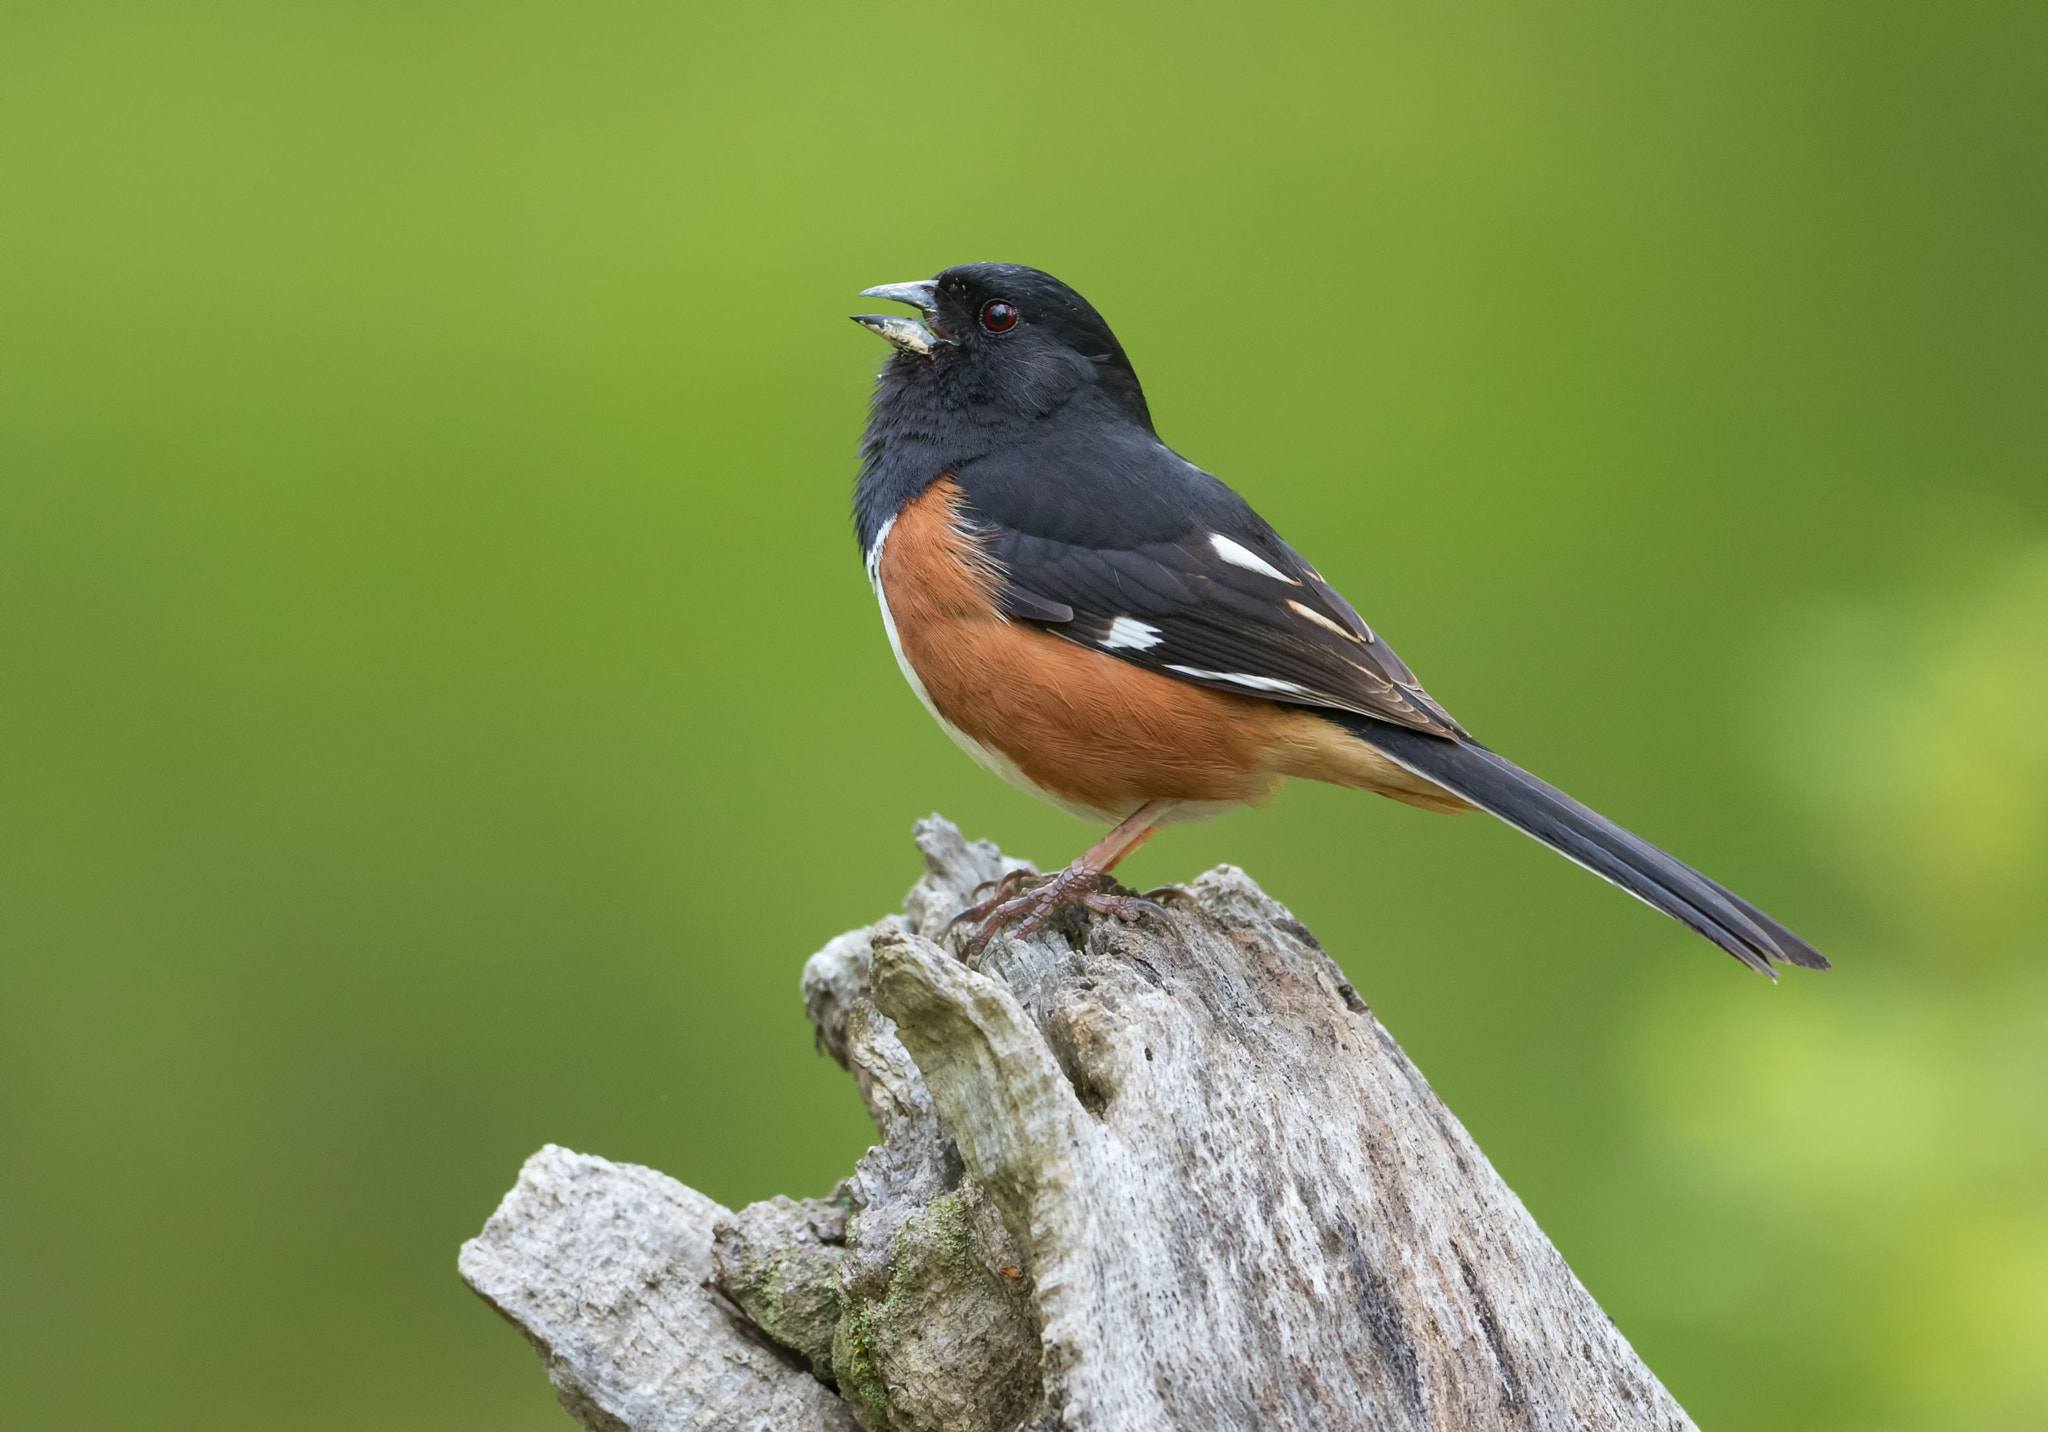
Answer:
top-left (851, 279), bottom-right (946, 356)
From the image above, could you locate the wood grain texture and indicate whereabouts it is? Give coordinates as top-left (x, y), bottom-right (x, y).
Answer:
top-left (458, 1146), bottom-right (860, 1432)
top-left (463, 817), bottom-right (1695, 1432)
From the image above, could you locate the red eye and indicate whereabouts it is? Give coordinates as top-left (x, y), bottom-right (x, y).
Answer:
top-left (979, 299), bottom-right (1019, 333)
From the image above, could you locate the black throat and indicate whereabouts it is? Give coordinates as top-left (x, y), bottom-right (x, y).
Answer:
top-left (852, 348), bottom-right (1153, 557)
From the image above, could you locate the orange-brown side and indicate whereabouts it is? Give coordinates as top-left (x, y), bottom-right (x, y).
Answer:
top-left (877, 478), bottom-right (1474, 819)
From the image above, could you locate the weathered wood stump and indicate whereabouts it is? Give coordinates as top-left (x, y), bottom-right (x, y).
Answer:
top-left (460, 817), bottom-right (1694, 1431)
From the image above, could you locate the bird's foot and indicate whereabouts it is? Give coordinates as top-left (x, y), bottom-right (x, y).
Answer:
top-left (950, 863), bottom-right (1167, 956)
top-left (954, 868), bottom-right (1040, 927)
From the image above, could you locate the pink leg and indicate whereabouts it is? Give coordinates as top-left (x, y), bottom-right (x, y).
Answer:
top-left (1080, 800), bottom-right (1174, 874)
top-left (955, 801), bottom-right (1180, 954)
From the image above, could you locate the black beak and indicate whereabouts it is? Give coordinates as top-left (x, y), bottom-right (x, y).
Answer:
top-left (852, 280), bottom-right (945, 355)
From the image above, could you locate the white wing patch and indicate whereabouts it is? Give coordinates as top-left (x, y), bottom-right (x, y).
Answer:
top-left (1166, 664), bottom-right (1317, 699)
top-left (1208, 533), bottom-right (1298, 584)
top-left (1100, 616), bottom-right (1163, 650)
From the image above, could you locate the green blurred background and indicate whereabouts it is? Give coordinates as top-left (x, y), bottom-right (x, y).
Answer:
top-left (3, 2), bottom-right (2043, 1427)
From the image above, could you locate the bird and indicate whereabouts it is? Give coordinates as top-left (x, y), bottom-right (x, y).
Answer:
top-left (849, 263), bottom-right (1828, 976)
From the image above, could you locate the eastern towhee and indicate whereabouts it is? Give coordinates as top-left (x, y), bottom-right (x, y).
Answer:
top-left (851, 263), bottom-right (1827, 976)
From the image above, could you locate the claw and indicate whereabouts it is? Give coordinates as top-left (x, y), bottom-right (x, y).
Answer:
top-left (1139, 884), bottom-right (1195, 904)
top-left (948, 868), bottom-right (1040, 931)
top-left (960, 867), bottom-right (1172, 955)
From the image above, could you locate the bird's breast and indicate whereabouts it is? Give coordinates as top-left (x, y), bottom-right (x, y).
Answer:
top-left (868, 478), bottom-right (1342, 821)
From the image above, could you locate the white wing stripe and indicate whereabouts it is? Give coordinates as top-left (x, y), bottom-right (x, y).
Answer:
top-left (1165, 664), bottom-right (1317, 698)
top-left (1287, 599), bottom-right (1361, 641)
top-left (1208, 533), bottom-right (1298, 584)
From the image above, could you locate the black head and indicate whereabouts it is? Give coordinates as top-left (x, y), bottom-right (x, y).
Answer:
top-left (851, 263), bottom-right (1152, 434)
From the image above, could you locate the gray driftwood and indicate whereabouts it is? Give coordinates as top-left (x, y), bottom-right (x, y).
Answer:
top-left (461, 816), bottom-right (1695, 1432)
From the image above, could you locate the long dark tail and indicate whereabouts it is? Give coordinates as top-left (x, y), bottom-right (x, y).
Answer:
top-left (1339, 715), bottom-right (1829, 976)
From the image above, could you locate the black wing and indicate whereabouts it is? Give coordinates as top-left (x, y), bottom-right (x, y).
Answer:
top-left (948, 432), bottom-right (1828, 975)
top-left (954, 458), bottom-right (1464, 738)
